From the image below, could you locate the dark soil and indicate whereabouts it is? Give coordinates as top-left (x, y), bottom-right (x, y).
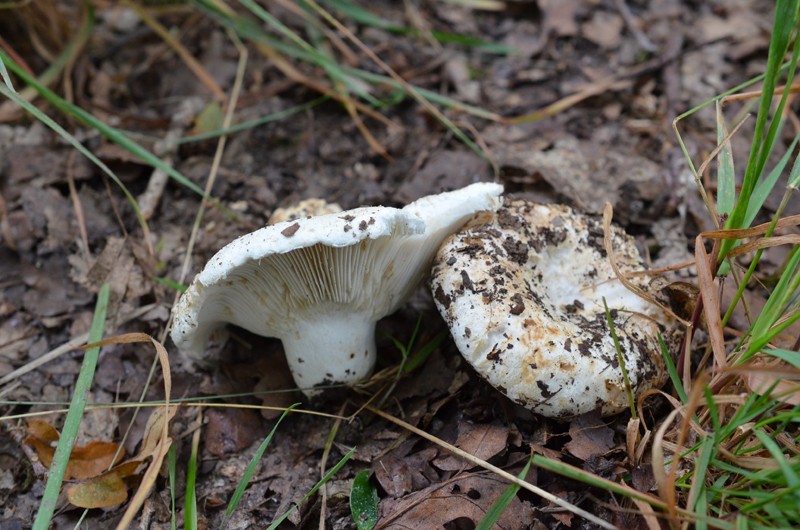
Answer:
top-left (0, 1), bottom-right (788, 529)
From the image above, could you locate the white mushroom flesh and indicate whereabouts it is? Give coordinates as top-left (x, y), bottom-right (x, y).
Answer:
top-left (430, 199), bottom-right (677, 417)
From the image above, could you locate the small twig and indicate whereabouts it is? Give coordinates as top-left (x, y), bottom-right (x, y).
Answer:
top-left (66, 150), bottom-right (92, 267)
top-left (614, 0), bottom-right (658, 53)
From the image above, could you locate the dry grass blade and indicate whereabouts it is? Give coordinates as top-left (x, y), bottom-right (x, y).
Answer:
top-left (701, 214), bottom-right (800, 239)
top-left (366, 405), bottom-right (620, 530)
top-left (253, 41), bottom-right (400, 132)
top-left (630, 496), bottom-right (661, 530)
top-left (694, 235), bottom-right (728, 370)
top-left (66, 150), bottom-right (92, 267)
top-left (720, 81), bottom-right (800, 105)
top-left (509, 78), bottom-right (632, 124)
top-left (174, 28), bottom-right (247, 296)
top-left (727, 234), bottom-right (800, 258)
top-left (652, 372), bottom-right (710, 530)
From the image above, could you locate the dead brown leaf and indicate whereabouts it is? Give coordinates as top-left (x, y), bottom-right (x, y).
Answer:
top-left (24, 420), bottom-right (125, 479)
top-left (374, 445), bottom-right (439, 498)
top-left (434, 421), bottom-right (509, 471)
top-left (65, 441), bottom-right (126, 480)
top-left (65, 459), bottom-right (142, 509)
top-left (205, 408), bottom-right (263, 457)
top-left (743, 359), bottom-right (800, 406)
top-left (378, 472), bottom-right (534, 529)
top-left (565, 412), bottom-right (615, 461)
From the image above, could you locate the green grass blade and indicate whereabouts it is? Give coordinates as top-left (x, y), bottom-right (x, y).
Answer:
top-left (184, 433), bottom-right (199, 530)
top-left (266, 446), bottom-right (356, 529)
top-left (722, 1), bottom-right (799, 257)
top-left (193, 0), bottom-right (501, 135)
top-left (763, 348), bottom-right (800, 368)
top-left (177, 95), bottom-right (329, 144)
top-left (752, 428), bottom-right (800, 491)
top-left (403, 331), bottom-right (446, 373)
top-left (716, 102), bottom-right (737, 218)
top-left (349, 470), bottom-right (378, 530)
top-left (744, 132), bottom-right (799, 228)
top-left (743, 245), bottom-right (800, 361)
top-left (32, 283), bottom-right (110, 530)
top-left (222, 404), bottom-right (300, 527)
top-left (790, 146), bottom-right (800, 190)
top-left (168, 444), bottom-right (178, 530)
top-left (475, 452), bottom-right (534, 530)
top-left (321, 0), bottom-right (514, 54)
top-left (603, 297), bottom-right (635, 417)
top-left (660, 334), bottom-right (688, 403)
top-left (153, 277), bottom-right (188, 293)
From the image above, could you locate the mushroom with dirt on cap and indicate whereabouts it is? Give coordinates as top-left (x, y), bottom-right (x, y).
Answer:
top-left (171, 182), bottom-right (503, 396)
top-left (430, 199), bottom-right (679, 418)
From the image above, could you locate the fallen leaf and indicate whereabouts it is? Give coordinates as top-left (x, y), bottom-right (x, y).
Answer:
top-left (374, 446), bottom-right (438, 498)
top-left (434, 421), bottom-right (509, 471)
top-left (745, 360), bottom-right (800, 406)
top-left (26, 419), bottom-right (59, 442)
top-left (24, 419), bottom-right (59, 469)
top-left (581, 10), bottom-right (624, 49)
top-left (24, 420), bottom-right (124, 478)
top-left (564, 411), bottom-right (615, 461)
top-left (66, 441), bottom-right (125, 480)
top-left (205, 408), bottom-right (263, 457)
top-left (379, 472), bottom-right (534, 529)
top-left (65, 460), bottom-right (142, 509)
top-left (539, 0), bottom-right (579, 37)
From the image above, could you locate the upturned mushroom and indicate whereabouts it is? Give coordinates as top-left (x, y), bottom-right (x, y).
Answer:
top-left (430, 199), bottom-right (677, 418)
top-left (171, 182), bottom-right (503, 395)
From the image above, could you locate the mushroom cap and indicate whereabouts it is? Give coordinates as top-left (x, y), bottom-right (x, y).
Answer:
top-left (430, 199), bottom-right (676, 418)
top-left (171, 182), bottom-right (503, 394)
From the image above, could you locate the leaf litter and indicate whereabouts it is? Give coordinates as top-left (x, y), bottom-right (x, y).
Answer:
top-left (0, 0), bottom-right (790, 528)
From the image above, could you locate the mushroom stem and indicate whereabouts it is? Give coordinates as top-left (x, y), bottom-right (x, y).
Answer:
top-left (281, 312), bottom-right (376, 396)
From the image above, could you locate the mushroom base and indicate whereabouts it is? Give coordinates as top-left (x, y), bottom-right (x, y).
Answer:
top-left (281, 313), bottom-right (377, 397)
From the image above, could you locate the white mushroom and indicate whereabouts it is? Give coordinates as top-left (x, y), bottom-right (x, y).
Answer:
top-left (172, 182), bottom-right (503, 395)
top-left (430, 199), bottom-right (677, 418)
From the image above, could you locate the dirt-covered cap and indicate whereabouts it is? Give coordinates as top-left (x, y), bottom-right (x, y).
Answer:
top-left (431, 199), bottom-right (677, 417)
